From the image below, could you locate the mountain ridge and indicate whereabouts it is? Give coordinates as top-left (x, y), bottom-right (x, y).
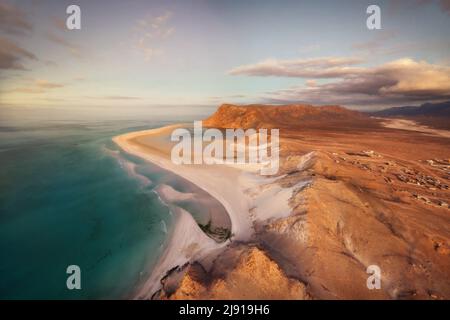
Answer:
top-left (371, 100), bottom-right (450, 117)
top-left (203, 103), bottom-right (369, 129)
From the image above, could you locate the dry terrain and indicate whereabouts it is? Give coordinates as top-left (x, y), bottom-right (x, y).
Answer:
top-left (146, 104), bottom-right (450, 300)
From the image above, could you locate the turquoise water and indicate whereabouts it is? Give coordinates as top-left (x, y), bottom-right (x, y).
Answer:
top-left (0, 106), bottom-right (214, 299)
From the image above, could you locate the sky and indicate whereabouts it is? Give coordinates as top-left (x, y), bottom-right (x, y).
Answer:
top-left (0, 0), bottom-right (450, 111)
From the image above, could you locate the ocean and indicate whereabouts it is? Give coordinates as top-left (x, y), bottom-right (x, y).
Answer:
top-left (0, 105), bottom-right (215, 299)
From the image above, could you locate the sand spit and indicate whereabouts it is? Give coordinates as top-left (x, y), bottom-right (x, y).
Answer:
top-left (113, 125), bottom-right (307, 298)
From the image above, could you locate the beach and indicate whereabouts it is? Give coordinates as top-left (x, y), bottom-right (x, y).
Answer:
top-left (113, 124), bottom-right (255, 239)
top-left (113, 125), bottom-right (254, 298)
top-left (113, 123), bottom-right (308, 298)
top-left (113, 105), bottom-right (450, 299)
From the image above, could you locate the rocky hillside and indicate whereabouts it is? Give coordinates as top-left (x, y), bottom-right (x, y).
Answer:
top-left (156, 245), bottom-right (310, 300)
top-left (203, 103), bottom-right (371, 129)
top-left (155, 145), bottom-right (450, 299)
top-left (152, 105), bottom-right (450, 300)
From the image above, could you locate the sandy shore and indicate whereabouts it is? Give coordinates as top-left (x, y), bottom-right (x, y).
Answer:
top-left (135, 205), bottom-right (224, 299)
top-left (113, 125), bottom-right (258, 298)
top-left (113, 125), bottom-right (255, 241)
top-left (114, 124), bottom-right (310, 298)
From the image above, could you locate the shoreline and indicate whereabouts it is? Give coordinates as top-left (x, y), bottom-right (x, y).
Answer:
top-left (113, 124), bottom-right (255, 298)
top-left (113, 123), bottom-right (316, 299)
top-left (113, 124), bottom-right (257, 239)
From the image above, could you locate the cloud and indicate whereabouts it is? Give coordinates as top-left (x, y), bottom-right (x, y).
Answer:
top-left (7, 79), bottom-right (64, 94)
top-left (0, 1), bottom-right (32, 35)
top-left (439, 0), bottom-right (450, 14)
top-left (100, 95), bottom-right (142, 100)
top-left (51, 17), bottom-right (67, 31)
top-left (35, 79), bottom-right (64, 89)
top-left (208, 94), bottom-right (249, 103)
top-left (46, 32), bottom-right (82, 58)
top-left (137, 11), bottom-right (175, 39)
top-left (230, 57), bottom-right (450, 109)
top-left (352, 30), bottom-right (397, 52)
top-left (136, 43), bottom-right (163, 61)
top-left (44, 60), bottom-right (58, 67)
top-left (46, 15), bottom-right (83, 58)
top-left (298, 44), bottom-right (321, 54)
top-left (133, 11), bottom-right (175, 61)
top-left (0, 3), bottom-right (35, 72)
top-left (83, 95), bottom-right (143, 101)
top-left (0, 37), bottom-right (36, 70)
top-left (228, 57), bottom-right (365, 78)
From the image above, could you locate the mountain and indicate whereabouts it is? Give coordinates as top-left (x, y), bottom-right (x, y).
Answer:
top-left (203, 103), bottom-right (369, 129)
top-left (371, 101), bottom-right (450, 117)
top-left (154, 106), bottom-right (450, 299)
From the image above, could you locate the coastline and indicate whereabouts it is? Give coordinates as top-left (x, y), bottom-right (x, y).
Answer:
top-left (113, 112), bottom-right (450, 299)
top-left (113, 123), bottom-right (310, 298)
top-left (113, 124), bottom-right (256, 240)
top-left (113, 124), bottom-right (255, 298)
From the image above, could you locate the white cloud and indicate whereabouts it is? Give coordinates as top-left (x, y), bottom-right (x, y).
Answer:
top-left (0, 36), bottom-right (36, 70)
top-left (229, 57), bottom-right (450, 109)
top-left (46, 32), bottom-right (82, 58)
top-left (228, 57), bottom-right (365, 78)
top-left (0, 1), bottom-right (32, 35)
top-left (440, 0), bottom-right (450, 14)
top-left (133, 11), bottom-right (175, 62)
top-left (6, 79), bottom-right (65, 94)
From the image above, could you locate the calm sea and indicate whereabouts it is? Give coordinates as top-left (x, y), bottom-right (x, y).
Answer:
top-left (0, 105), bottom-right (214, 299)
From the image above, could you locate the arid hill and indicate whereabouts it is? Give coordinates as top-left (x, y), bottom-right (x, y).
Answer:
top-left (203, 103), bottom-right (376, 130)
top-left (156, 245), bottom-right (310, 300)
top-left (153, 103), bottom-right (450, 300)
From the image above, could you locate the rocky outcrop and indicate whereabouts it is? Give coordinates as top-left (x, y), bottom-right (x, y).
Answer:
top-left (155, 104), bottom-right (450, 300)
top-left (159, 147), bottom-right (449, 299)
top-left (203, 103), bottom-right (371, 129)
top-left (157, 246), bottom-right (310, 300)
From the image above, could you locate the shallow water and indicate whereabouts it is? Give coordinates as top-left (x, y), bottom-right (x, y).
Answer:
top-left (0, 106), bottom-right (221, 299)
